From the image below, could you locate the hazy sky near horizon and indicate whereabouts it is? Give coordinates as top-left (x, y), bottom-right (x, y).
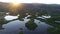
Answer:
top-left (0, 0), bottom-right (60, 4)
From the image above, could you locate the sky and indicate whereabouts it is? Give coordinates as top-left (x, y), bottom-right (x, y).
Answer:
top-left (0, 0), bottom-right (60, 4)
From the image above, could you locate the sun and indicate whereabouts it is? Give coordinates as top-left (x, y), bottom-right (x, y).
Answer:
top-left (12, 2), bottom-right (20, 5)
top-left (11, 2), bottom-right (21, 7)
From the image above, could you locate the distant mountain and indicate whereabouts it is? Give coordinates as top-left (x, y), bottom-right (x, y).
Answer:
top-left (0, 2), bottom-right (60, 16)
top-left (21, 3), bottom-right (60, 16)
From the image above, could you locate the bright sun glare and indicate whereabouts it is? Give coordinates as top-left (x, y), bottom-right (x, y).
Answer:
top-left (13, 2), bottom-right (19, 5)
top-left (11, 2), bottom-right (20, 7)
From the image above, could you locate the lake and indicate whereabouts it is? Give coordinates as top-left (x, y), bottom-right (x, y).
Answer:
top-left (0, 12), bottom-right (60, 34)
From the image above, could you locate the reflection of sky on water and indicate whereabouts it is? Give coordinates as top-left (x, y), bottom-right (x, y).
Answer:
top-left (0, 19), bottom-right (30, 34)
top-left (0, 18), bottom-right (51, 34)
top-left (4, 15), bottom-right (18, 21)
top-left (42, 15), bottom-right (51, 18)
top-left (37, 15), bottom-right (51, 19)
